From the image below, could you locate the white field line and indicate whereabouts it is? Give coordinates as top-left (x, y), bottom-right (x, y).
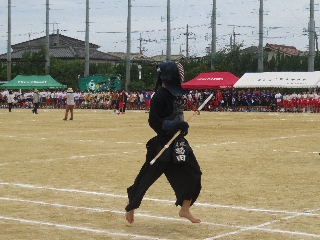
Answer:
top-left (192, 134), bottom-right (312, 148)
top-left (206, 214), bottom-right (320, 239)
top-left (0, 182), bottom-right (318, 217)
top-left (1, 196), bottom-right (319, 239)
top-left (0, 133), bottom-right (145, 144)
top-left (0, 150), bottom-right (144, 167)
top-left (0, 153), bottom-right (115, 167)
top-left (0, 132), bottom-right (316, 148)
top-left (0, 124), bottom-right (319, 238)
top-left (0, 134), bottom-right (317, 167)
top-left (272, 149), bottom-right (320, 154)
top-left (0, 197), bottom-right (233, 228)
top-left (0, 216), bottom-right (166, 240)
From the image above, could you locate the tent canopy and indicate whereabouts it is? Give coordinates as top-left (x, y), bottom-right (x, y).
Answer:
top-left (234, 72), bottom-right (320, 89)
top-left (182, 72), bottom-right (239, 90)
top-left (0, 75), bottom-right (67, 90)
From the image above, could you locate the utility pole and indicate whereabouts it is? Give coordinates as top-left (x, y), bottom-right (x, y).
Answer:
top-left (7, 0), bottom-right (11, 81)
top-left (185, 25), bottom-right (189, 59)
top-left (125, 0), bottom-right (132, 92)
top-left (233, 28), bottom-right (240, 47)
top-left (231, 28), bottom-right (240, 50)
top-left (308, 0), bottom-right (315, 72)
top-left (184, 25), bottom-right (191, 59)
top-left (211, 0), bottom-right (216, 70)
top-left (84, 0), bottom-right (90, 77)
top-left (28, 32), bottom-right (32, 48)
top-left (138, 33), bottom-right (145, 54)
top-left (45, 0), bottom-right (50, 75)
top-left (183, 24), bottom-right (195, 60)
top-left (166, 0), bottom-right (171, 62)
top-left (316, 32), bottom-right (319, 54)
top-left (139, 33), bottom-right (142, 54)
top-left (258, 0), bottom-right (264, 72)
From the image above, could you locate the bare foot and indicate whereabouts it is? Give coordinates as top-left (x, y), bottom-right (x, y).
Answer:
top-left (179, 208), bottom-right (201, 223)
top-left (125, 210), bottom-right (134, 224)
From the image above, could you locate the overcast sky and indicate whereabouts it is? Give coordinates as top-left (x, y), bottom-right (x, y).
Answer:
top-left (0, 0), bottom-right (318, 57)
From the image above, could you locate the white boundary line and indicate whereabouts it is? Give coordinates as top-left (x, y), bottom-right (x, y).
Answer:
top-left (0, 182), bottom-right (318, 216)
top-left (0, 150), bottom-right (144, 167)
top-left (192, 134), bottom-right (314, 148)
top-left (1, 196), bottom-right (319, 239)
top-left (0, 196), bottom-right (234, 228)
top-left (1, 181), bottom-right (320, 239)
top-left (0, 134), bottom-right (318, 167)
top-left (0, 215), bottom-right (165, 240)
top-left (206, 214), bottom-right (320, 239)
top-left (0, 125), bottom-right (319, 238)
top-left (0, 153), bottom-right (115, 166)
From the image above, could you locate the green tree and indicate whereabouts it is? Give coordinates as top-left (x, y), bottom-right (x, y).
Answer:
top-left (0, 64), bottom-right (6, 80)
top-left (113, 63), bottom-right (126, 89)
top-left (12, 47), bottom-right (46, 76)
top-left (181, 58), bottom-right (210, 81)
top-left (50, 58), bottom-right (83, 90)
top-left (141, 64), bottom-right (157, 90)
top-left (94, 63), bottom-right (115, 75)
top-left (3, 43), bottom-right (317, 90)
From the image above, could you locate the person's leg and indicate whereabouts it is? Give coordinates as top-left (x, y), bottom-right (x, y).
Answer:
top-left (125, 151), bottom-right (166, 224)
top-left (179, 199), bottom-right (201, 223)
top-left (119, 102), bottom-right (123, 113)
top-left (123, 102), bottom-right (126, 112)
top-left (34, 103), bottom-right (39, 114)
top-left (70, 105), bottom-right (74, 120)
top-left (164, 147), bottom-right (202, 223)
top-left (64, 105), bottom-right (69, 120)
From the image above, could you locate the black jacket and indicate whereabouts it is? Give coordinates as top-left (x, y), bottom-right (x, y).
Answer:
top-left (148, 87), bottom-right (175, 137)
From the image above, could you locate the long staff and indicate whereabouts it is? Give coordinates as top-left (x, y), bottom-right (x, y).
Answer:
top-left (150, 93), bottom-right (213, 165)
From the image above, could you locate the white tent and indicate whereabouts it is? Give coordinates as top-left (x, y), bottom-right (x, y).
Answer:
top-left (234, 72), bottom-right (320, 88)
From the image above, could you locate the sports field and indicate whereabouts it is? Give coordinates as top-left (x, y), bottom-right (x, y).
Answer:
top-left (0, 108), bottom-right (319, 239)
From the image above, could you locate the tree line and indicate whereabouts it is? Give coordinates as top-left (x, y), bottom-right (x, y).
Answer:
top-left (1, 44), bottom-right (320, 92)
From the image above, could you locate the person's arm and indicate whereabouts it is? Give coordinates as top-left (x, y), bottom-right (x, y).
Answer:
top-left (148, 96), bottom-right (164, 134)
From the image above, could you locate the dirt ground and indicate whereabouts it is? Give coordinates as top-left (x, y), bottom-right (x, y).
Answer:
top-left (0, 108), bottom-right (319, 240)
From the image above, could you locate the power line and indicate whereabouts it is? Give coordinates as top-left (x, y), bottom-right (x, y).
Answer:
top-left (0, 0), bottom-right (316, 57)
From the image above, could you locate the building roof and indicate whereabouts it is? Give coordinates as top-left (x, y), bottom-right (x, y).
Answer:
top-left (0, 47), bottom-right (75, 60)
top-left (108, 52), bottom-right (152, 62)
top-left (149, 54), bottom-right (186, 62)
top-left (0, 46), bottom-right (122, 62)
top-left (11, 32), bottom-right (99, 50)
top-left (243, 46), bottom-right (258, 53)
top-left (73, 48), bottom-right (122, 61)
top-left (0, 31), bottom-right (123, 62)
top-left (264, 43), bottom-right (308, 57)
top-left (107, 52), bottom-right (186, 63)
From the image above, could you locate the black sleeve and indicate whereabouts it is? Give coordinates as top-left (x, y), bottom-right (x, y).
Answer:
top-left (148, 94), bottom-right (165, 135)
top-left (148, 89), bottom-right (174, 135)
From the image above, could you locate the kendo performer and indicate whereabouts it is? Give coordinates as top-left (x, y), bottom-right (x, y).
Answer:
top-left (125, 62), bottom-right (202, 224)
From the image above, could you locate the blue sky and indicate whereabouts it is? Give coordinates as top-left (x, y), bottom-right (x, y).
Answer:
top-left (0, 0), bottom-right (317, 57)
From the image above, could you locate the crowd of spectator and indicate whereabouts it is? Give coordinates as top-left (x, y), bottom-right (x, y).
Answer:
top-left (1, 88), bottom-right (320, 113)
